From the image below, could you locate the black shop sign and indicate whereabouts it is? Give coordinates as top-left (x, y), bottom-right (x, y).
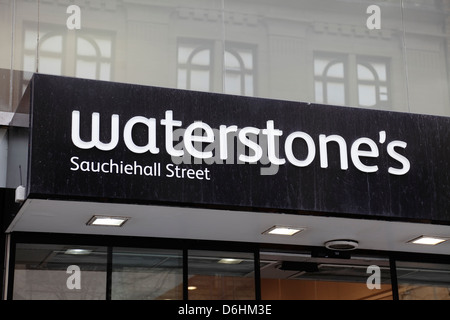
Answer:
top-left (26, 74), bottom-right (450, 222)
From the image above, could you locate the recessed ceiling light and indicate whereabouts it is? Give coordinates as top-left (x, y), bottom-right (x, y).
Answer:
top-left (187, 286), bottom-right (197, 291)
top-left (86, 215), bottom-right (129, 227)
top-left (218, 258), bottom-right (243, 264)
top-left (408, 235), bottom-right (449, 246)
top-left (64, 248), bottom-right (92, 255)
top-left (262, 225), bottom-right (305, 236)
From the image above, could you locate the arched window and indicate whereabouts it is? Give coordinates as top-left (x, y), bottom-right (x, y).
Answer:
top-left (177, 40), bottom-right (255, 96)
top-left (23, 30), bottom-right (64, 76)
top-left (76, 35), bottom-right (112, 81)
top-left (177, 42), bottom-right (213, 92)
top-left (314, 56), bottom-right (347, 105)
top-left (224, 48), bottom-right (254, 96)
top-left (314, 52), bottom-right (390, 109)
top-left (22, 25), bottom-right (113, 84)
top-left (356, 60), bottom-right (389, 108)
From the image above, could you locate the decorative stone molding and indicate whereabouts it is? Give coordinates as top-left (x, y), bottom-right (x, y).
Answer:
top-left (313, 21), bottom-right (392, 39)
top-left (176, 7), bottom-right (258, 26)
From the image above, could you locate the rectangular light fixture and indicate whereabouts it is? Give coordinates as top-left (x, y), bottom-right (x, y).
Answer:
top-left (262, 225), bottom-right (305, 236)
top-left (408, 235), bottom-right (449, 246)
top-left (86, 215), bottom-right (129, 227)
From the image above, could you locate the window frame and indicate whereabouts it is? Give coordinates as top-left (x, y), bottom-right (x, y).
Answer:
top-left (6, 231), bottom-right (450, 300)
top-left (177, 38), bottom-right (256, 96)
top-left (6, 232), bottom-right (259, 300)
top-left (314, 51), bottom-right (391, 109)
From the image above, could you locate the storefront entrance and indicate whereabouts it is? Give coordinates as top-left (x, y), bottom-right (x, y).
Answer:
top-left (7, 232), bottom-right (450, 300)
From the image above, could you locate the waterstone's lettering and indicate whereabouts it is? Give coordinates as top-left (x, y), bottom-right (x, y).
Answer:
top-left (71, 110), bottom-right (411, 176)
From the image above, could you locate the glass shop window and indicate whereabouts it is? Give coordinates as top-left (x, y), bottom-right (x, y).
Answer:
top-left (260, 251), bottom-right (393, 300)
top-left (396, 261), bottom-right (450, 300)
top-left (12, 243), bottom-right (255, 300)
top-left (111, 247), bottom-right (183, 300)
top-left (13, 243), bottom-right (107, 300)
top-left (314, 52), bottom-right (390, 109)
top-left (187, 250), bottom-right (255, 300)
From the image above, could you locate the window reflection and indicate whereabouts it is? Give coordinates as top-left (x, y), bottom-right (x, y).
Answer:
top-left (23, 29), bottom-right (63, 76)
top-left (314, 53), bottom-right (390, 109)
top-left (22, 25), bottom-right (113, 82)
top-left (314, 55), bottom-right (347, 105)
top-left (76, 35), bottom-right (112, 80)
top-left (177, 41), bottom-right (213, 92)
top-left (224, 47), bottom-right (254, 96)
top-left (177, 40), bottom-right (255, 96)
top-left (8, 0), bottom-right (450, 115)
top-left (357, 58), bottom-right (389, 108)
